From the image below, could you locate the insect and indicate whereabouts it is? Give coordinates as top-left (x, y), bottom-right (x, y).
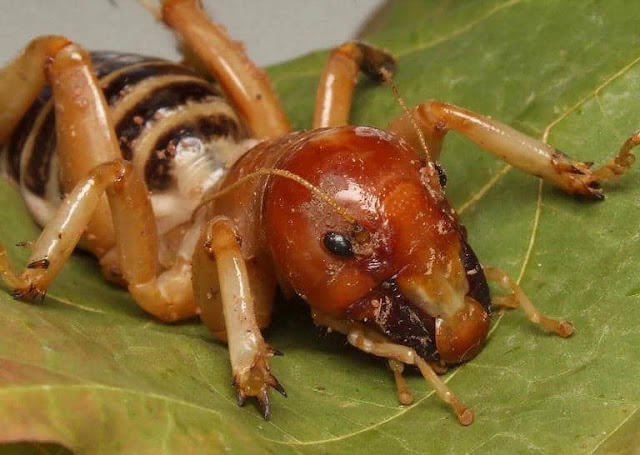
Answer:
top-left (0, 0), bottom-right (637, 424)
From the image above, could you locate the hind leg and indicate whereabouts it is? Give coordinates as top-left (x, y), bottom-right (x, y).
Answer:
top-left (0, 39), bottom-right (198, 321)
top-left (160, 0), bottom-right (289, 138)
top-left (0, 36), bottom-right (70, 143)
top-left (0, 37), bottom-right (119, 256)
top-left (0, 158), bottom-right (197, 322)
top-left (0, 160), bottom-right (153, 298)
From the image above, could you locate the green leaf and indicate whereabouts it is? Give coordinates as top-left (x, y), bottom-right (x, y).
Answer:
top-left (2, 1), bottom-right (640, 453)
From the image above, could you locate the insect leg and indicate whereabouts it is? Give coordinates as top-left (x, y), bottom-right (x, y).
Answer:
top-left (0, 36), bottom-right (70, 144)
top-left (483, 266), bottom-right (574, 338)
top-left (45, 43), bottom-right (128, 257)
top-left (0, 160), bottom-right (149, 298)
top-left (312, 310), bottom-right (474, 425)
top-left (387, 101), bottom-right (639, 199)
top-left (0, 157), bottom-right (197, 321)
top-left (193, 218), bottom-right (284, 420)
top-left (2, 40), bottom-right (128, 260)
top-left (28, 41), bottom-right (197, 320)
top-left (313, 42), bottom-right (396, 128)
top-left (160, 0), bottom-right (290, 138)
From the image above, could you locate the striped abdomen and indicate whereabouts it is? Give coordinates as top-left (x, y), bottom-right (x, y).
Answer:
top-left (4, 52), bottom-right (251, 234)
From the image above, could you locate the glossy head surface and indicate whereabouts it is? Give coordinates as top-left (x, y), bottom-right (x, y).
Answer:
top-left (264, 126), bottom-right (490, 363)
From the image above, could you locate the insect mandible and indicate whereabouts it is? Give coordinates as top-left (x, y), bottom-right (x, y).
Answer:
top-left (0, 0), bottom-right (638, 424)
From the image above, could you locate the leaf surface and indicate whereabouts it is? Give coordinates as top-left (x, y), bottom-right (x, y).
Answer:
top-left (1, 1), bottom-right (640, 454)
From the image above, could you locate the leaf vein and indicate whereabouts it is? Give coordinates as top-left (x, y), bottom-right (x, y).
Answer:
top-left (271, 0), bottom-right (525, 85)
top-left (516, 179), bottom-right (543, 284)
top-left (310, 388), bottom-right (401, 410)
top-left (542, 53), bottom-right (640, 141)
top-left (587, 406), bottom-right (639, 455)
top-left (393, 0), bottom-right (524, 60)
top-left (457, 164), bottom-right (512, 214)
top-left (0, 383), bottom-right (223, 418)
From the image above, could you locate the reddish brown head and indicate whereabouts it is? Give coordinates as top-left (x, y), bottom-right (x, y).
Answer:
top-left (264, 126), bottom-right (491, 365)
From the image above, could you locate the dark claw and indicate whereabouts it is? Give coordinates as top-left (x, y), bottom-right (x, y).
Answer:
top-left (10, 290), bottom-right (22, 300)
top-left (271, 375), bottom-right (287, 397)
top-left (258, 391), bottom-right (271, 420)
top-left (231, 365), bottom-right (285, 418)
top-left (575, 189), bottom-right (605, 202)
top-left (270, 347), bottom-right (284, 356)
top-left (11, 285), bottom-right (45, 302)
top-left (236, 390), bottom-right (246, 407)
top-left (27, 258), bottom-right (50, 269)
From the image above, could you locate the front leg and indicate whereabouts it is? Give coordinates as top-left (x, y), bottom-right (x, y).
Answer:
top-left (193, 218), bottom-right (285, 419)
top-left (388, 101), bottom-right (639, 199)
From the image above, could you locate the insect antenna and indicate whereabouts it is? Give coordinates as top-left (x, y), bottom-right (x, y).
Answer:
top-left (193, 168), bottom-right (365, 234)
top-left (378, 68), bottom-right (433, 161)
top-left (378, 68), bottom-right (442, 188)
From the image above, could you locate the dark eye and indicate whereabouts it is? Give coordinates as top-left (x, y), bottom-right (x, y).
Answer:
top-left (434, 161), bottom-right (447, 188)
top-left (323, 232), bottom-right (354, 257)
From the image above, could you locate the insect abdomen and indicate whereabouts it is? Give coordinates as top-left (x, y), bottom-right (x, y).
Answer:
top-left (4, 52), bottom-right (248, 231)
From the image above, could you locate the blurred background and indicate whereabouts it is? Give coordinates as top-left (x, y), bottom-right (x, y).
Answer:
top-left (0, 0), bottom-right (387, 65)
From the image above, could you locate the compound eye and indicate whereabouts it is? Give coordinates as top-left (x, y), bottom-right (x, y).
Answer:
top-left (323, 232), bottom-right (354, 257)
top-left (434, 161), bottom-right (447, 188)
